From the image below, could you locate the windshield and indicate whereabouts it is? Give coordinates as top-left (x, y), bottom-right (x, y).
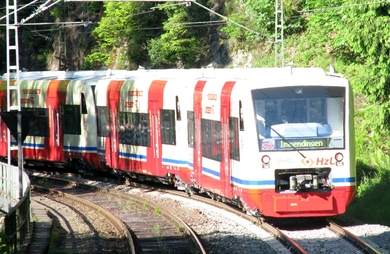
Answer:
top-left (252, 86), bottom-right (345, 151)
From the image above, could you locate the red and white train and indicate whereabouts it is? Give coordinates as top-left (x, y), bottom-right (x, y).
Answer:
top-left (0, 67), bottom-right (356, 218)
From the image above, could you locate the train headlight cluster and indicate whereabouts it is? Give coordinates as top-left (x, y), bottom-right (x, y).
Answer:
top-left (261, 155), bottom-right (270, 168)
top-left (335, 152), bottom-right (344, 166)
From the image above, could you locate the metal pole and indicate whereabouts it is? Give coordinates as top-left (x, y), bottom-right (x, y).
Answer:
top-left (6, 0), bottom-right (23, 199)
top-left (17, 112), bottom-right (23, 198)
top-left (275, 0), bottom-right (284, 67)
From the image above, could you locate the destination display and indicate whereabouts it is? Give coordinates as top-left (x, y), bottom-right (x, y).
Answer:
top-left (261, 138), bottom-right (329, 150)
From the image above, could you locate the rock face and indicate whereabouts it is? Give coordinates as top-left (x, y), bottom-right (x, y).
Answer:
top-left (47, 3), bottom-right (102, 71)
top-left (1, 1), bottom-right (242, 72)
top-left (208, 0), bottom-right (231, 67)
top-left (48, 25), bottom-right (91, 71)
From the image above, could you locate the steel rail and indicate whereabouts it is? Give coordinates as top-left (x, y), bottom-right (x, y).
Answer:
top-left (30, 174), bottom-right (206, 254)
top-left (327, 219), bottom-right (381, 254)
top-left (106, 190), bottom-right (207, 254)
top-left (32, 185), bottom-right (135, 254)
top-left (31, 173), bottom-right (305, 254)
top-left (160, 189), bottom-right (308, 254)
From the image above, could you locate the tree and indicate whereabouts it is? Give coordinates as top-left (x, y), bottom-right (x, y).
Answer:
top-left (85, 2), bottom-right (164, 69)
top-left (147, 4), bottom-right (205, 68)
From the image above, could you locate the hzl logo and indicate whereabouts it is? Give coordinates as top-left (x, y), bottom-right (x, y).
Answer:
top-left (302, 157), bottom-right (342, 167)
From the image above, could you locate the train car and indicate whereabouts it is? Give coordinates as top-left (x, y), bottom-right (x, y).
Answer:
top-left (0, 67), bottom-right (356, 218)
top-left (0, 78), bottom-right (67, 161)
top-left (0, 72), bottom-right (104, 168)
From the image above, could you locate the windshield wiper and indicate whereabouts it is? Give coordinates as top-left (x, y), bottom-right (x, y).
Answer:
top-left (269, 126), bottom-right (306, 159)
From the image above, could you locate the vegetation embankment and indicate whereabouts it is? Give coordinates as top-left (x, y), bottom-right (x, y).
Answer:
top-left (223, 0), bottom-right (390, 225)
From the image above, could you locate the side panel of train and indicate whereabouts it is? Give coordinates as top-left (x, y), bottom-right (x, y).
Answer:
top-left (96, 78), bottom-right (196, 180)
top-left (0, 79), bottom-right (99, 167)
top-left (0, 80), bottom-right (67, 161)
top-left (97, 75), bottom-right (355, 218)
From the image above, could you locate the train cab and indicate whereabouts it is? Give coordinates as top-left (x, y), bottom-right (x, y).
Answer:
top-left (234, 69), bottom-right (356, 217)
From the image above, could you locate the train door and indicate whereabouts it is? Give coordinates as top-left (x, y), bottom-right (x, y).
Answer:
top-left (193, 81), bottom-right (206, 186)
top-left (94, 80), bottom-right (111, 168)
top-left (106, 81), bottom-right (123, 169)
top-left (147, 80), bottom-right (166, 176)
top-left (47, 80), bottom-right (67, 161)
top-left (220, 81), bottom-right (235, 199)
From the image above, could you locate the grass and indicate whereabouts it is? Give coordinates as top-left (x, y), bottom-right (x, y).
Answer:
top-left (0, 232), bottom-right (9, 254)
top-left (346, 172), bottom-right (390, 225)
top-left (345, 159), bottom-right (390, 226)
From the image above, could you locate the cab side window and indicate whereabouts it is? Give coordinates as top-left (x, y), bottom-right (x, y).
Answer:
top-left (161, 109), bottom-right (176, 145)
top-left (63, 105), bottom-right (81, 135)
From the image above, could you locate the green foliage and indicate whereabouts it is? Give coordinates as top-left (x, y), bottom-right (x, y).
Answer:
top-left (346, 169), bottom-right (390, 226)
top-left (86, 2), bottom-right (164, 69)
top-left (83, 50), bottom-right (110, 70)
top-left (223, 0), bottom-right (273, 44)
top-left (147, 5), bottom-right (205, 68)
top-left (0, 230), bottom-right (9, 254)
top-left (222, 0), bottom-right (306, 47)
top-left (87, 1), bottom-right (209, 69)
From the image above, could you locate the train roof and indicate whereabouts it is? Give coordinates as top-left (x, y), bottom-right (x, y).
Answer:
top-left (1, 67), bottom-right (344, 81)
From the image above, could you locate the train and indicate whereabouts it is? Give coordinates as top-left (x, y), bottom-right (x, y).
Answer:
top-left (0, 67), bottom-right (356, 218)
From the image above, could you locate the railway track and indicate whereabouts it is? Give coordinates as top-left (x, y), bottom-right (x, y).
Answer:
top-left (148, 188), bottom-right (385, 254)
top-left (29, 172), bottom-right (385, 254)
top-left (31, 174), bottom-right (206, 254)
top-left (157, 188), bottom-right (307, 254)
top-left (30, 188), bottom-right (133, 254)
top-left (327, 219), bottom-right (382, 254)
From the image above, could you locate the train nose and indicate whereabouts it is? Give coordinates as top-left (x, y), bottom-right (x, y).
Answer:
top-left (276, 168), bottom-right (331, 192)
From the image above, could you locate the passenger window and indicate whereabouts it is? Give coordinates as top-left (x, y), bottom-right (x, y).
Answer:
top-left (176, 96), bottom-right (181, 121)
top-left (229, 117), bottom-right (240, 161)
top-left (22, 107), bottom-right (49, 137)
top-left (161, 109), bottom-right (176, 145)
top-left (239, 100), bottom-right (244, 131)
top-left (201, 119), bottom-right (221, 162)
top-left (63, 105), bottom-right (81, 135)
top-left (81, 93), bottom-right (87, 114)
top-left (96, 106), bottom-right (109, 137)
top-left (187, 111), bottom-right (194, 148)
top-left (119, 112), bottom-right (150, 146)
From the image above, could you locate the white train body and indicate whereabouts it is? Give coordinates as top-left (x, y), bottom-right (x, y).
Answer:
top-left (0, 67), bottom-right (355, 217)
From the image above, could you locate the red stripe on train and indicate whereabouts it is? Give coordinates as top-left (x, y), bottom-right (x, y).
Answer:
top-left (46, 80), bottom-right (67, 161)
top-left (106, 80), bottom-right (124, 169)
top-left (240, 186), bottom-right (356, 217)
top-left (193, 81), bottom-right (206, 186)
top-left (220, 81), bottom-right (235, 199)
top-left (147, 80), bottom-right (166, 177)
top-left (0, 81), bottom-right (7, 157)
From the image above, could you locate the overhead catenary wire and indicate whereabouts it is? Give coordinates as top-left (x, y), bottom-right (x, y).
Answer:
top-left (20, 0), bottom-right (63, 24)
top-left (1, 0), bottom-right (389, 24)
top-left (299, 0), bottom-right (390, 13)
top-left (0, 0), bottom-right (40, 22)
top-left (135, 20), bottom-right (226, 30)
top-left (61, 0), bottom-right (262, 36)
top-left (0, 21), bottom-right (93, 27)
